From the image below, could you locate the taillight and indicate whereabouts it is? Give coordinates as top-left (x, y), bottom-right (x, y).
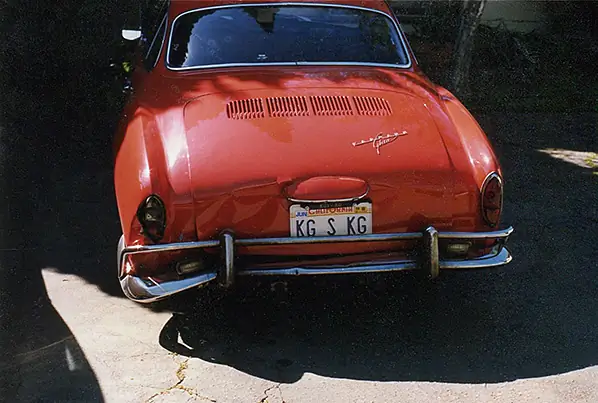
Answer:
top-left (137, 195), bottom-right (166, 242)
top-left (481, 173), bottom-right (503, 227)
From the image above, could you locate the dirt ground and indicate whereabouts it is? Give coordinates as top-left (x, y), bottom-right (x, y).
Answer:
top-left (1, 111), bottom-right (597, 402)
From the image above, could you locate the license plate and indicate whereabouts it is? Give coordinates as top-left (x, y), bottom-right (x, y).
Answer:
top-left (289, 202), bottom-right (373, 237)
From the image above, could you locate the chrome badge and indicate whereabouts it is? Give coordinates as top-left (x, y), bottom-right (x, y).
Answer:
top-left (352, 131), bottom-right (408, 155)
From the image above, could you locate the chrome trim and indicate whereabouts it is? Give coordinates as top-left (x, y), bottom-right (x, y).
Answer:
top-left (118, 226), bottom-right (513, 303)
top-left (235, 232), bottom-right (424, 246)
top-left (423, 226), bottom-right (439, 279)
top-left (385, 2), bottom-right (418, 66)
top-left (240, 248), bottom-right (512, 276)
top-left (440, 247), bottom-right (512, 270)
top-left (239, 262), bottom-right (418, 276)
top-left (118, 246), bottom-right (512, 303)
top-left (118, 239), bottom-right (220, 279)
top-left (352, 131), bottom-right (408, 155)
top-left (220, 231), bottom-right (235, 288)
top-left (117, 234), bottom-right (126, 277)
top-left (286, 186), bottom-right (370, 204)
top-left (480, 172), bottom-right (503, 228)
top-left (168, 61), bottom-right (411, 71)
top-left (120, 272), bottom-right (217, 303)
top-left (146, 9), bottom-right (170, 70)
top-left (165, 2), bottom-right (413, 71)
top-left (438, 226), bottom-right (513, 240)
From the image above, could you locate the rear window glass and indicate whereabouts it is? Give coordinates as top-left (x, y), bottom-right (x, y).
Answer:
top-left (167, 5), bottom-right (409, 69)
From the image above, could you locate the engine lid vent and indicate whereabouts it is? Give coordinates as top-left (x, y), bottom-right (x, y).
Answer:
top-left (354, 96), bottom-right (393, 116)
top-left (266, 96), bottom-right (310, 118)
top-left (226, 96), bottom-right (393, 119)
top-left (310, 96), bottom-right (354, 116)
top-left (226, 99), bottom-right (265, 119)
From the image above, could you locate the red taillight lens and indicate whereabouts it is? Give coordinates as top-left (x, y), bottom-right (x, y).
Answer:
top-left (481, 173), bottom-right (503, 227)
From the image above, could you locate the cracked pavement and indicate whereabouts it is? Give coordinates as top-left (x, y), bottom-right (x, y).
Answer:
top-left (1, 112), bottom-right (597, 402)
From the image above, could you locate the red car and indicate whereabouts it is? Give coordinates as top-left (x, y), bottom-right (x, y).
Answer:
top-left (114, 0), bottom-right (513, 303)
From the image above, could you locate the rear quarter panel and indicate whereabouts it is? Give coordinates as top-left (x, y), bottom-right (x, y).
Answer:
top-left (433, 86), bottom-right (503, 229)
top-left (114, 104), bottom-right (194, 246)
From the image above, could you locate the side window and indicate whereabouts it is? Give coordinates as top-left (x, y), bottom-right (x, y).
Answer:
top-left (141, 1), bottom-right (169, 70)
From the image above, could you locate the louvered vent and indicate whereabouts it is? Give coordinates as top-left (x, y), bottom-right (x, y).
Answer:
top-left (266, 96), bottom-right (310, 117)
top-left (354, 96), bottom-right (393, 116)
top-left (309, 96), bottom-right (354, 116)
top-left (226, 96), bottom-right (393, 119)
top-left (226, 99), bottom-right (265, 119)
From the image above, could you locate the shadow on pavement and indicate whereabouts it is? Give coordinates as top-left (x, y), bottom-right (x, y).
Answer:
top-left (0, 93), bottom-right (110, 400)
top-left (158, 112), bottom-right (598, 384)
top-left (0, 3), bottom-right (126, 399)
top-left (0, 261), bottom-right (104, 401)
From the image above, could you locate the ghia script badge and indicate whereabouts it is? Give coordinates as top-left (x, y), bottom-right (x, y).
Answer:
top-left (352, 131), bottom-right (408, 155)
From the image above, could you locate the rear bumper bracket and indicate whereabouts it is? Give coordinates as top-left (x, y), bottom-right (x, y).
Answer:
top-left (423, 226), bottom-right (440, 279)
top-left (220, 231), bottom-right (235, 288)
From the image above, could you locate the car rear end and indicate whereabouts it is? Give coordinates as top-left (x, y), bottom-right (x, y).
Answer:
top-left (116, 1), bottom-right (513, 302)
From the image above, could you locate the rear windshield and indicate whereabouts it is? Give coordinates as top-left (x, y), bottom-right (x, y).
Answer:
top-left (167, 5), bottom-right (410, 69)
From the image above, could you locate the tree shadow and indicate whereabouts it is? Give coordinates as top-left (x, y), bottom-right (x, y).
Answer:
top-left (0, 2), bottom-right (132, 399)
top-left (0, 260), bottom-right (104, 401)
top-left (0, 78), bottom-right (109, 400)
top-left (157, 111), bottom-right (598, 384)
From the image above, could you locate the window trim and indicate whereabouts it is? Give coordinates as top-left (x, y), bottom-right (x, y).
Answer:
top-left (165, 2), bottom-right (413, 71)
top-left (144, 11), bottom-right (169, 70)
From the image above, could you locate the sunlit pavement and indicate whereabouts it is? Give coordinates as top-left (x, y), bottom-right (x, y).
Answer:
top-left (5, 112), bottom-right (598, 402)
top-left (36, 263), bottom-right (598, 403)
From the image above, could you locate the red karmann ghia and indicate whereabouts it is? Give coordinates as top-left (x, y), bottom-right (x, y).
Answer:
top-left (114, 0), bottom-right (514, 303)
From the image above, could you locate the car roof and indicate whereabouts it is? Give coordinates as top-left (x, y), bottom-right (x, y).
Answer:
top-left (168, 0), bottom-right (392, 15)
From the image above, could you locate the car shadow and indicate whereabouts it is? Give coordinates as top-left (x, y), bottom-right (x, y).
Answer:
top-left (0, 82), bottom-right (109, 400)
top-left (157, 112), bottom-right (598, 384)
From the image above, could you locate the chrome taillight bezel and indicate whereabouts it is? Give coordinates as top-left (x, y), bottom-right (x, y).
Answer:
top-left (480, 172), bottom-right (503, 228)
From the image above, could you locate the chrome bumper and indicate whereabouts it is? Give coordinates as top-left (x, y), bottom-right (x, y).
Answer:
top-left (118, 226), bottom-right (513, 303)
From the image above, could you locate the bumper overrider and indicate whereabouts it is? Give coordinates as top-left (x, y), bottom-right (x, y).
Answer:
top-left (118, 226), bottom-right (513, 303)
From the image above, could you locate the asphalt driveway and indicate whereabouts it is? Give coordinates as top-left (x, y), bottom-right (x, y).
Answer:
top-left (1, 112), bottom-right (597, 402)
